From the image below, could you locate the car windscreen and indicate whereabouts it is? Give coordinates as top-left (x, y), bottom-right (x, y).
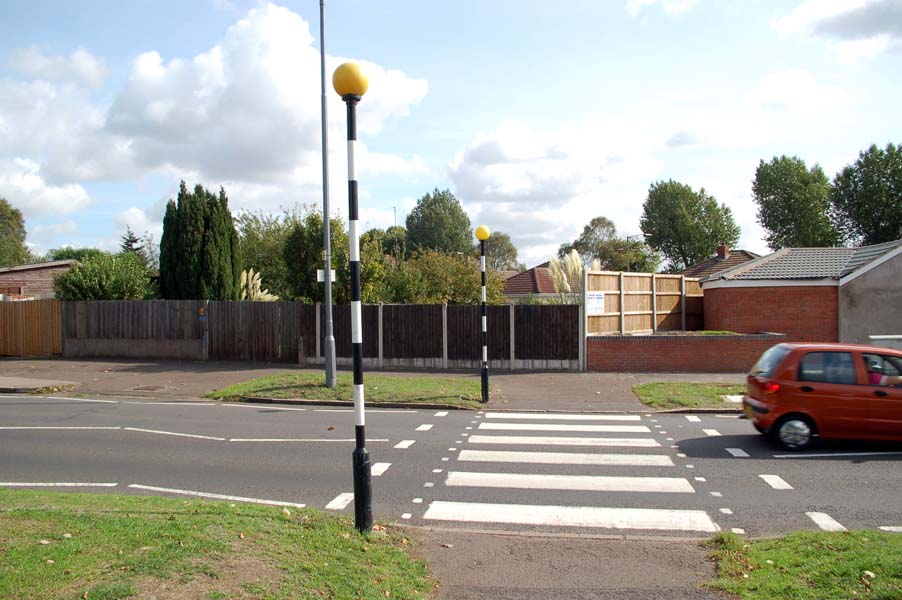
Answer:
top-left (750, 345), bottom-right (790, 377)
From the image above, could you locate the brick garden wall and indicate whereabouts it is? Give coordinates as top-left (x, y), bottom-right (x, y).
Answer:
top-left (703, 285), bottom-right (838, 342)
top-left (587, 333), bottom-right (786, 372)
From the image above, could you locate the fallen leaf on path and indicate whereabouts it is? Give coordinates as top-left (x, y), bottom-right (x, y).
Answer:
top-left (441, 543), bottom-right (453, 548)
top-left (328, 426), bottom-right (335, 431)
top-left (239, 532), bottom-right (244, 539)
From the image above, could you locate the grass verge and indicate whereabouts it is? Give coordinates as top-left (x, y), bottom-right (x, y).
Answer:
top-left (632, 382), bottom-right (745, 410)
top-left (207, 372), bottom-right (483, 409)
top-left (706, 531), bottom-right (902, 599)
top-left (0, 488), bottom-right (434, 600)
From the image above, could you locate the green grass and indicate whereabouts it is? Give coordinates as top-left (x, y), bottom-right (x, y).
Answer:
top-left (207, 372), bottom-right (484, 409)
top-left (632, 382), bottom-right (745, 409)
top-left (0, 489), bottom-right (434, 600)
top-left (706, 531), bottom-right (902, 599)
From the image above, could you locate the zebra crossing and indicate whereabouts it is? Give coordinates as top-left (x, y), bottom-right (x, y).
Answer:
top-left (418, 411), bottom-right (721, 534)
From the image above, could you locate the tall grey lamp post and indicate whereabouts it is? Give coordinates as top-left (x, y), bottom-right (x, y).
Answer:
top-left (334, 61), bottom-right (372, 533)
top-left (319, 0), bottom-right (336, 387)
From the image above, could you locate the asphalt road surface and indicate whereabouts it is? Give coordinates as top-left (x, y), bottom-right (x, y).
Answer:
top-left (2, 394), bottom-right (901, 539)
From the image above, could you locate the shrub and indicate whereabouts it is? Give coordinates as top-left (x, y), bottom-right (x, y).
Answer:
top-left (53, 253), bottom-right (151, 300)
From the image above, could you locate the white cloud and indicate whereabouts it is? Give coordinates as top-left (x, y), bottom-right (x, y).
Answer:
top-left (0, 158), bottom-right (93, 217)
top-left (626, 0), bottom-right (700, 17)
top-left (31, 220), bottom-right (78, 235)
top-left (9, 46), bottom-right (108, 88)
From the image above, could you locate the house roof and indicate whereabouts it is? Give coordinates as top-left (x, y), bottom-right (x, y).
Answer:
top-left (0, 260), bottom-right (77, 273)
top-left (683, 249), bottom-right (759, 279)
top-left (704, 240), bottom-right (902, 283)
top-left (503, 266), bottom-right (558, 295)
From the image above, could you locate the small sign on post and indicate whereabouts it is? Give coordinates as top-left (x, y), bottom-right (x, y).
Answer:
top-left (586, 291), bottom-right (606, 316)
top-left (317, 269), bottom-right (336, 283)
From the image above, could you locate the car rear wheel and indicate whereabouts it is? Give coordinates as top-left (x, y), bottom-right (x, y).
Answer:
top-left (771, 415), bottom-right (815, 451)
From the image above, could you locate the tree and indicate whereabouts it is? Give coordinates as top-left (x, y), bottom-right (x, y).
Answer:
top-left (559, 216), bottom-right (661, 272)
top-left (283, 211), bottom-right (350, 303)
top-left (158, 181), bottom-right (242, 300)
top-left (119, 226), bottom-right (150, 267)
top-left (558, 216), bottom-right (618, 266)
top-left (406, 189), bottom-right (472, 254)
top-left (753, 156), bottom-right (837, 250)
top-left (640, 180), bottom-right (740, 271)
top-left (0, 198), bottom-right (30, 267)
top-left (484, 231), bottom-right (523, 271)
top-left (830, 142), bottom-right (902, 246)
top-left (382, 249), bottom-right (504, 304)
top-left (236, 208), bottom-right (304, 300)
top-left (46, 247), bottom-right (108, 262)
top-left (53, 253), bottom-right (150, 300)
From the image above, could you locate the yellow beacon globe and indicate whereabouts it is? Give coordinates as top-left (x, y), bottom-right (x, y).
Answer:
top-left (475, 225), bottom-right (491, 241)
top-left (333, 62), bottom-right (369, 98)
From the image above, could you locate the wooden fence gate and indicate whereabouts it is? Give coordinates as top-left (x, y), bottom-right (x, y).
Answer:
top-left (0, 299), bottom-right (62, 356)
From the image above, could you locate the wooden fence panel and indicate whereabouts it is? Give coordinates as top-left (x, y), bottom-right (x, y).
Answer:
top-left (64, 300), bottom-right (204, 340)
top-left (208, 301), bottom-right (316, 362)
top-left (383, 304), bottom-right (443, 359)
top-left (515, 305), bottom-right (579, 360)
top-left (327, 304), bottom-right (378, 358)
top-left (587, 271), bottom-right (703, 334)
top-left (0, 299), bottom-right (61, 356)
top-left (446, 305), bottom-right (510, 360)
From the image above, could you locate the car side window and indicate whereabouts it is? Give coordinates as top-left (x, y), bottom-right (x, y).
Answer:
top-left (863, 353), bottom-right (902, 387)
top-left (798, 352), bottom-right (856, 385)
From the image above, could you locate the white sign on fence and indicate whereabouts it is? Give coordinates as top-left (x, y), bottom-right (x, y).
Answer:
top-left (586, 291), bottom-right (606, 316)
top-left (316, 269), bottom-right (336, 283)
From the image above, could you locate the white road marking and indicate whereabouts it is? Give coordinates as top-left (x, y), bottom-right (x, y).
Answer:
top-left (121, 401), bottom-right (215, 406)
top-left (458, 450), bottom-right (674, 467)
top-left (441, 457), bottom-right (449, 461)
top-left (0, 482), bottom-right (117, 487)
top-left (449, 447), bottom-right (457, 451)
top-left (0, 426), bottom-right (121, 430)
top-left (807, 512), bottom-right (846, 532)
top-left (479, 423), bottom-right (651, 433)
top-left (716, 415), bottom-right (741, 418)
top-left (230, 438), bottom-right (389, 443)
top-left (759, 474), bottom-right (793, 490)
top-left (773, 451), bottom-right (902, 459)
top-left (40, 397), bottom-right (119, 404)
top-left (467, 435), bottom-right (660, 447)
top-left (720, 508), bottom-right (733, 515)
top-left (703, 429), bottom-right (721, 437)
top-left (314, 409), bottom-right (413, 413)
top-left (677, 453), bottom-right (686, 458)
top-left (423, 482), bottom-right (434, 487)
top-left (423, 501), bottom-right (719, 532)
top-left (416, 424), bottom-right (433, 431)
top-left (726, 448), bottom-right (750, 458)
top-left (124, 427), bottom-right (225, 441)
top-left (694, 477), bottom-right (706, 482)
top-left (325, 493), bottom-right (354, 510)
top-left (654, 425), bottom-right (662, 429)
top-left (401, 513), bottom-right (412, 519)
top-left (666, 438), bottom-right (674, 441)
top-left (445, 471), bottom-right (695, 493)
top-left (484, 412), bottom-right (640, 422)
top-left (223, 404), bottom-right (308, 412)
top-left (879, 526), bottom-right (902, 533)
top-left (128, 484), bottom-right (306, 508)
top-left (685, 416), bottom-right (701, 422)
top-left (686, 465), bottom-right (695, 469)
top-left (412, 498), bottom-right (423, 504)
top-left (432, 469), bottom-right (443, 473)
top-left (371, 463), bottom-right (391, 476)
top-left (465, 427), bottom-right (472, 430)
top-left (711, 492), bottom-right (723, 497)
top-left (731, 528), bottom-right (745, 534)
top-left (394, 440), bottom-right (416, 449)
top-left (434, 411), bottom-right (449, 417)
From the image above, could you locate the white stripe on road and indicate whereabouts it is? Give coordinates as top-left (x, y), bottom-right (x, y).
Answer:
top-left (467, 435), bottom-right (660, 447)
top-left (445, 471), bottom-right (694, 493)
top-left (128, 484), bottom-right (305, 508)
top-left (394, 440), bottom-right (416, 449)
top-left (773, 451), bottom-right (902, 459)
top-left (807, 512), bottom-right (846, 532)
top-left (458, 450), bottom-right (674, 467)
top-left (371, 463), bottom-right (391, 476)
top-left (759, 474), bottom-right (793, 490)
top-left (229, 438), bottom-right (389, 443)
top-left (479, 423), bottom-right (650, 433)
top-left (0, 482), bottom-right (118, 487)
top-left (222, 404), bottom-right (308, 412)
top-left (485, 412), bottom-right (640, 421)
top-left (703, 429), bottom-right (721, 437)
top-left (416, 424), bottom-right (433, 431)
top-left (879, 526), bottom-right (902, 533)
top-left (121, 402), bottom-right (215, 406)
top-left (726, 448), bottom-right (750, 458)
top-left (423, 501), bottom-right (718, 532)
top-left (124, 427), bottom-right (225, 441)
top-left (0, 426), bottom-right (121, 430)
top-left (325, 493), bottom-right (354, 510)
top-left (42, 397), bottom-right (119, 404)
top-left (434, 411), bottom-right (449, 417)
top-left (685, 416), bottom-right (701, 422)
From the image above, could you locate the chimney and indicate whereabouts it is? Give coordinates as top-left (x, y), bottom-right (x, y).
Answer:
top-left (717, 243), bottom-right (730, 260)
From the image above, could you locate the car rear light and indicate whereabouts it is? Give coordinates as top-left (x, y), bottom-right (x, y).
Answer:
top-left (764, 382), bottom-right (781, 394)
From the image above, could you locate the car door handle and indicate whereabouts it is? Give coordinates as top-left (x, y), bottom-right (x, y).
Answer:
top-left (874, 390), bottom-right (888, 397)
top-left (801, 386), bottom-right (814, 392)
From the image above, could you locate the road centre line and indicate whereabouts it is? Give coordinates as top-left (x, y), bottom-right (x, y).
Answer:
top-left (229, 438), bottom-right (389, 443)
top-left (124, 427), bottom-right (225, 441)
top-left (313, 409), bottom-right (413, 413)
top-left (685, 416), bottom-right (701, 422)
top-left (445, 471), bottom-right (695, 493)
top-left (222, 404), bottom-right (308, 412)
top-left (40, 397), bottom-right (119, 404)
top-left (773, 451), bottom-right (902, 459)
top-left (807, 512), bottom-right (846, 532)
top-left (484, 412), bottom-right (640, 422)
top-left (423, 501), bottom-right (719, 532)
top-left (479, 423), bottom-right (651, 433)
top-left (726, 448), bottom-right (750, 458)
top-left (325, 493), bottom-right (354, 510)
top-left (466, 435), bottom-right (660, 447)
top-left (1, 482), bottom-right (118, 487)
top-left (0, 426), bottom-right (121, 430)
top-left (120, 401), bottom-right (216, 406)
top-left (457, 449), bottom-right (674, 467)
top-left (128, 484), bottom-right (306, 508)
top-left (759, 474), bottom-right (793, 490)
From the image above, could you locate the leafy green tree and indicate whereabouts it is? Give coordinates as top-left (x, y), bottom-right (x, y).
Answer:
top-left (283, 212), bottom-right (350, 303)
top-left (158, 182), bottom-right (241, 300)
top-left (53, 253), bottom-right (150, 300)
top-left (406, 189), bottom-right (472, 254)
top-left (383, 250), bottom-right (504, 304)
top-left (46, 247), bottom-right (108, 262)
top-left (0, 198), bottom-right (31, 266)
top-left (559, 216), bottom-right (661, 272)
top-left (640, 180), bottom-right (740, 271)
top-left (235, 208), bottom-right (305, 300)
top-left (484, 231), bottom-right (523, 271)
top-left (753, 156), bottom-right (837, 250)
top-left (830, 142), bottom-right (902, 246)
top-left (383, 225), bottom-right (409, 259)
top-left (119, 226), bottom-right (150, 267)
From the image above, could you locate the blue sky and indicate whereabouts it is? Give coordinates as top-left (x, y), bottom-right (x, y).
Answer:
top-left (2, 0), bottom-right (900, 266)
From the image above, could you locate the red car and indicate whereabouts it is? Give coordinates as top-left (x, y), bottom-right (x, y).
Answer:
top-left (744, 342), bottom-right (902, 450)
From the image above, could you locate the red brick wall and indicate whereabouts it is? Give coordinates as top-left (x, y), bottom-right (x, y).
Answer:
top-left (587, 334), bottom-right (786, 372)
top-left (703, 285), bottom-right (838, 342)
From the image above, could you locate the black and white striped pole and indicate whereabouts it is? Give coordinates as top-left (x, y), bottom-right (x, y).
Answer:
top-left (333, 62), bottom-right (372, 533)
top-left (475, 225), bottom-right (491, 403)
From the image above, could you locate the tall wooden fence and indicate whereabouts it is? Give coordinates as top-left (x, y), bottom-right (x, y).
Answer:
top-left (586, 272), bottom-right (703, 335)
top-left (0, 299), bottom-right (61, 356)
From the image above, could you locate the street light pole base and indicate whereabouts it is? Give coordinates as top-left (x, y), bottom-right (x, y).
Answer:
top-left (352, 447), bottom-right (373, 533)
top-left (481, 365), bottom-right (489, 403)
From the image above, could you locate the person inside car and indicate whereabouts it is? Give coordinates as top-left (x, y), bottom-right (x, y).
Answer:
top-left (867, 359), bottom-right (902, 386)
